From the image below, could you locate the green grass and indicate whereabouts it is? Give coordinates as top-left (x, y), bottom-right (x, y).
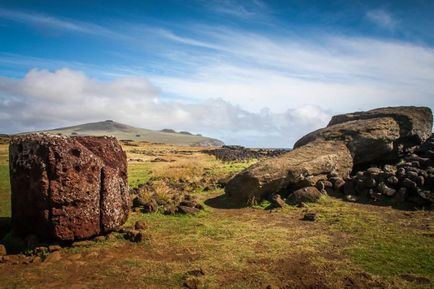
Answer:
top-left (0, 144), bottom-right (10, 218)
top-left (306, 197), bottom-right (434, 280)
top-left (128, 162), bottom-right (153, 189)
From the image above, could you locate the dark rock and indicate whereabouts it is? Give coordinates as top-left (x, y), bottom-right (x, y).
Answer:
top-left (302, 213), bottom-right (317, 221)
top-left (178, 206), bottom-right (200, 214)
top-left (369, 189), bottom-right (382, 200)
top-left (142, 199), bottom-right (159, 213)
top-left (395, 187), bottom-right (408, 202)
top-left (386, 176), bottom-right (399, 186)
top-left (132, 196), bottom-right (147, 208)
top-left (315, 180), bottom-right (325, 191)
top-left (377, 182), bottom-right (396, 197)
top-left (343, 180), bottom-right (355, 195)
top-left (9, 134), bottom-right (129, 241)
top-left (363, 177), bottom-right (377, 189)
top-left (287, 187), bottom-right (322, 205)
top-left (402, 178), bottom-right (418, 192)
top-left (345, 195), bottom-right (358, 202)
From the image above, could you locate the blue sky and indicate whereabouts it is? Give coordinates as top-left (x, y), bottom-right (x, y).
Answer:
top-left (1, 0), bottom-right (434, 147)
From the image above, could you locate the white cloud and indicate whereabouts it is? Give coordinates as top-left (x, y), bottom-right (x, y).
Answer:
top-left (148, 30), bottom-right (434, 113)
top-left (366, 9), bottom-right (397, 30)
top-left (0, 68), bottom-right (330, 147)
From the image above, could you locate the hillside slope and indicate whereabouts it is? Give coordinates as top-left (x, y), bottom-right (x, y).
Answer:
top-left (32, 120), bottom-right (224, 147)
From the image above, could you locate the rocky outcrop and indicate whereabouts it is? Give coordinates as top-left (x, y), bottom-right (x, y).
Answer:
top-left (332, 133), bottom-right (434, 208)
top-left (225, 106), bottom-right (433, 206)
top-left (204, 145), bottom-right (290, 162)
top-left (225, 141), bottom-right (353, 205)
top-left (9, 134), bottom-right (129, 241)
top-left (294, 106), bottom-right (433, 165)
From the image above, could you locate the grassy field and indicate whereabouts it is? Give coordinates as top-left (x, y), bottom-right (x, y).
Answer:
top-left (0, 141), bottom-right (433, 289)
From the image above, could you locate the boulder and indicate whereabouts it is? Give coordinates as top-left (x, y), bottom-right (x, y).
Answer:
top-left (294, 106), bottom-right (432, 165)
top-left (286, 187), bottom-right (322, 205)
top-left (225, 141), bottom-right (353, 205)
top-left (328, 106), bottom-right (433, 143)
top-left (9, 134), bottom-right (129, 241)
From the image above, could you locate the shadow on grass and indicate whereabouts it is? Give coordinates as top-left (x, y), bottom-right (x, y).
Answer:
top-left (204, 194), bottom-right (246, 209)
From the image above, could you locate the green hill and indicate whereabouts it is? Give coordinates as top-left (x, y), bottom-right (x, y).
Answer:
top-left (30, 120), bottom-right (224, 147)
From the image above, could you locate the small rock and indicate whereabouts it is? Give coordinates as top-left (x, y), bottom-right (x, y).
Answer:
top-left (48, 245), bottom-right (62, 252)
top-left (178, 206), bottom-right (200, 214)
top-left (134, 220), bottom-right (147, 230)
top-left (31, 256), bottom-right (42, 264)
top-left (143, 199), bottom-right (159, 213)
top-left (402, 178), bottom-right (418, 192)
top-left (0, 244), bottom-right (6, 256)
top-left (186, 268), bottom-right (205, 277)
top-left (34, 246), bottom-right (48, 254)
top-left (386, 176), bottom-right (399, 186)
top-left (367, 167), bottom-right (383, 175)
top-left (287, 187), bottom-right (322, 205)
top-left (270, 194), bottom-right (285, 208)
top-left (132, 196), bottom-right (147, 208)
top-left (395, 187), bottom-right (408, 202)
top-left (377, 182), bottom-right (396, 197)
top-left (1, 255), bottom-right (10, 263)
top-left (94, 235), bottom-right (107, 242)
top-left (44, 251), bottom-right (62, 263)
top-left (184, 277), bottom-right (201, 289)
top-left (315, 180), bottom-right (325, 191)
top-left (345, 195), bottom-right (358, 202)
top-left (369, 189), bottom-right (382, 200)
top-left (343, 181), bottom-right (355, 195)
top-left (72, 240), bottom-right (93, 247)
top-left (364, 177), bottom-right (377, 188)
top-left (302, 213), bottom-right (316, 221)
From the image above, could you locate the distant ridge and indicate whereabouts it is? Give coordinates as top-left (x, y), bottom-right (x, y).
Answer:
top-left (26, 120), bottom-right (224, 147)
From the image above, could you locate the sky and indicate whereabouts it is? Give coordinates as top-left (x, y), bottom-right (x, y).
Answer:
top-left (1, 0), bottom-right (434, 147)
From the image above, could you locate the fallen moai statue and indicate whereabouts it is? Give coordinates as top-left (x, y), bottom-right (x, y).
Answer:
top-left (9, 134), bottom-right (129, 241)
top-left (225, 106), bottom-right (433, 207)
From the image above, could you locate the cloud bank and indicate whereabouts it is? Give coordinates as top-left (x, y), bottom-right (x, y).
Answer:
top-left (0, 68), bottom-right (330, 147)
